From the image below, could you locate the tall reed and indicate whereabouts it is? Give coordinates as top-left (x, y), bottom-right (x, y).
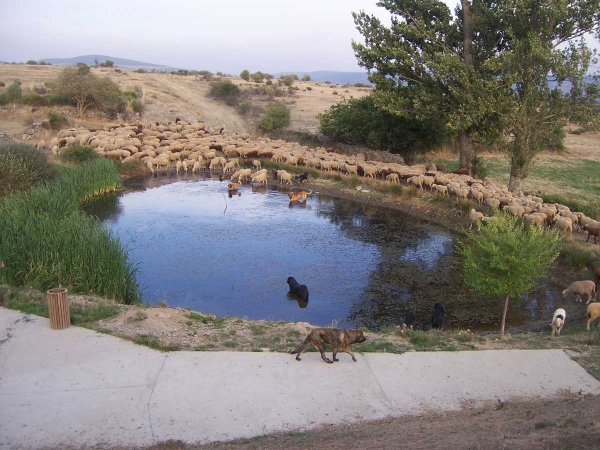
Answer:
top-left (0, 159), bottom-right (140, 304)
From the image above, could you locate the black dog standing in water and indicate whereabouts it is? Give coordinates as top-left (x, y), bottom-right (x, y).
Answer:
top-left (287, 277), bottom-right (309, 307)
top-left (431, 303), bottom-right (445, 329)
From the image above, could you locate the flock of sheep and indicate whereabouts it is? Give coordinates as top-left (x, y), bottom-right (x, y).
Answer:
top-left (37, 119), bottom-right (600, 334)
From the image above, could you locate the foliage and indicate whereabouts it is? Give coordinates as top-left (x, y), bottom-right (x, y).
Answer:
top-left (352, 0), bottom-right (600, 190)
top-left (130, 99), bottom-right (144, 113)
top-left (317, 94), bottom-right (447, 164)
top-left (0, 143), bottom-right (56, 196)
top-left (459, 213), bottom-right (560, 337)
top-left (258, 102), bottom-right (291, 131)
top-left (302, 74), bottom-right (311, 81)
top-left (240, 69), bottom-right (250, 81)
top-left (59, 145), bottom-right (100, 164)
top-left (209, 80), bottom-right (241, 106)
top-left (2, 82), bottom-right (22, 103)
top-left (0, 81), bottom-right (4, 87)
top-left (99, 59), bottom-right (114, 67)
top-left (52, 66), bottom-right (124, 117)
top-left (43, 110), bottom-right (69, 131)
top-left (0, 159), bottom-right (140, 304)
top-left (251, 72), bottom-right (264, 83)
top-left (280, 75), bottom-right (296, 87)
top-left (26, 60), bottom-right (37, 65)
top-left (19, 93), bottom-right (47, 106)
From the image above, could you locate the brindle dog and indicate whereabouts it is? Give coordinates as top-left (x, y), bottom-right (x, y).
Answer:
top-left (291, 328), bottom-right (366, 364)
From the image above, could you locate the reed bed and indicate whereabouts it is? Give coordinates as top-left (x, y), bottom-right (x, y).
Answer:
top-left (0, 159), bottom-right (141, 304)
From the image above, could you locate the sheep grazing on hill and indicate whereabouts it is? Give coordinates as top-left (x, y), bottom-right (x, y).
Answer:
top-left (584, 224), bottom-right (600, 244)
top-left (562, 280), bottom-right (597, 304)
top-left (550, 308), bottom-right (566, 337)
top-left (469, 209), bottom-right (484, 231)
top-left (586, 303), bottom-right (600, 330)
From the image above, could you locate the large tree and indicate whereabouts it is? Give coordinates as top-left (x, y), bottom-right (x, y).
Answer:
top-left (53, 65), bottom-right (123, 117)
top-left (352, 0), bottom-right (600, 190)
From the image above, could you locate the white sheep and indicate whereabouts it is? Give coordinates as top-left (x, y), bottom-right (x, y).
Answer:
top-left (176, 160), bottom-right (182, 173)
top-left (408, 175), bottom-right (424, 190)
top-left (586, 302), bottom-right (600, 330)
top-left (554, 216), bottom-right (573, 236)
top-left (431, 184), bottom-right (449, 196)
top-left (550, 308), bottom-right (566, 337)
top-left (562, 280), bottom-right (597, 304)
top-left (252, 160), bottom-right (261, 170)
top-left (386, 173), bottom-right (400, 183)
top-left (469, 209), bottom-right (484, 231)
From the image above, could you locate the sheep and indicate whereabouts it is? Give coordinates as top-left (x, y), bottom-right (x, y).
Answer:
top-left (586, 302), bottom-right (600, 330)
top-left (562, 280), bottom-right (597, 304)
top-left (485, 198), bottom-right (501, 209)
top-left (523, 213), bottom-right (545, 226)
top-left (182, 160), bottom-right (188, 173)
top-left (386, 173), bottom-right (400, 183)
top-left (407, 175), bottom-right (424, 190)
top-left (145, 160), bottom-right (155, 174)
top-left (469, 209), bottom-right (484, 231)
top-left (237, 168), bottom-right (252, 182)
top-left (345, 164), bottom-right (358, 176)
top-left (192, 161), bottom-right (200, 173)
top-left (454, 188), bottom-right (470, 201)
top-left (278, 171), bottom-right (293, 185)
top-left (431, 184), bottom-right (449, 196)
top-left (470, 190), bottom-right (484, 204)
top-left (252, 160), bottom-right (261, 170)
top-left (554, 216), bottom-right (573, 236)
top-left (253, 171), bottom-right (268, 186)
top-left (422, 176), bottom-right (435, 189)
top-left (551, 308), bottom-right (566, 337)
top-left (584, 224), bottom-right (600, 244)
top-left (176, 160), bottom-right (182, 173)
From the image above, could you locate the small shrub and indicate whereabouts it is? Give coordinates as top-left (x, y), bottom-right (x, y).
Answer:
top-left (280, 75), bottom-right (296, 87)
top-left (0, 81), bottom-right (5, 87)
top-left (114, 68), bottom-right (122, 73)
top-left (0, 143), bottom-right (56, 196)
top-left (324, 81), bottom-right (331, 84)
top-left (240, 69), bottom-right (250, 81)
top-left (266, 80), bottom-right (273, 86)
top-left (332, 91), bottom-right (339, 95)
top-left (20, 93), bottom-right (48, 106)
top-left (32, 86), bottom-right (47, 95)
top-left (135, 68), bottom-right (146, 73)
top-left (472, 157), bottom-right (489, 179)
top-left (569, 127), bottom-right (585, 135)
top-left (122, 90), bottom-right (138, 101)
top-left (258, 102), bottom-right (291, 131)
top-left (117, 159), bottom-right (146, 176)
top-left (209, 80), bottom-right (241, 106)
top-left (306, 86), bottom-right (312, 91)
top-left (130, 99), bottom-right (144, 113)
top-left (59, 145), bottom-right (99, 165)
top-left (387, 184), bottom-right (403, 196)
top-left (237, 101), bottom-right (251, 115)
top-left (44, 110), bottom-right (69, 130)
top-left (47, 93), bottom-right (71, 105)
top-left (3, 82), bottom-right (22, 102)
top-left (301, 74), bottom-right (311, 81)
top-left (26, 60), bottom-right (38, 65)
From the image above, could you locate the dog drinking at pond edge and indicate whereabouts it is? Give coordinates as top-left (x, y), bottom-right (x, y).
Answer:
top-left (288, 190), bottom-right (312, 203)
top-left (291, 328), bottom-right (367, 363)
top-left (286, 276), bottom-right (309, 302)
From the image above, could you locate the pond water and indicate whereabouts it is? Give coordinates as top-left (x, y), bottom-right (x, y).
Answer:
top-left (86, 173), bottom-right (565, 331)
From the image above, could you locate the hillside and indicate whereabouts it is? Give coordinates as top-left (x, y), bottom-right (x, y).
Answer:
top-left (274, 71), bottom-right (372, 85)
top-left (38, 55), bottom-right (177, 72)
top-left (0, 64), bottom-right (372, 135)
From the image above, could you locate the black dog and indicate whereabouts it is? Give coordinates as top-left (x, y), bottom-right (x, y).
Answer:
top-left (432, 303), bottom-right (445, 329)
top-left (287, 277), bottom-right (309, 302)
top-left (295, 172), bottom-right (309, 183)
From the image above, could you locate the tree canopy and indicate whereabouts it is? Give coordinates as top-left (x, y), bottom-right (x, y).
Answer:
top-left (352, 0), bottom-right (600, 190)
top-left (317, 94), bottom-right (447, 163)
top-left (53, 65), bottom-right (123, 117)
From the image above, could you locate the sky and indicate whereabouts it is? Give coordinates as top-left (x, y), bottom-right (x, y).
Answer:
top-left (0, 0), bottom-right (461, 74)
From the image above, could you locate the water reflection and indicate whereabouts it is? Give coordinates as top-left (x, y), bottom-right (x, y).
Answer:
top-left (90, 175), bottom-right (564, 330)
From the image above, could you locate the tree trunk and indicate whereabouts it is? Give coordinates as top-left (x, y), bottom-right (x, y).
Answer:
top-left (459, 130), bottom-right (475, 175)
top-left (500, 294), bottom-right (510, 339)
top-left (458, 1), bottom-right (476, 176)
top-left (508, 166), bottom-right (524, 193)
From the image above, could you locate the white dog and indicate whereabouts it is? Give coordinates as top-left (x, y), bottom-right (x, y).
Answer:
top-left (551, 308), bottom-right (567, 337)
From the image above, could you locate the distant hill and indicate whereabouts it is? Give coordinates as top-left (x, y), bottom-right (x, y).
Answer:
top-left (38, 55), bottom-right (178, 72)
top-left (275, 71), bottom-right (372, 85)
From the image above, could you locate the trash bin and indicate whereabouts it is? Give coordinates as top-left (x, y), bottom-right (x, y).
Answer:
top-left (47, 287), bottom-right (70, 330)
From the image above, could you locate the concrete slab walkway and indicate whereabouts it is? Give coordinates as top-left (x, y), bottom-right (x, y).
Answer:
top-left (1, 307), bottom-right (599, 449)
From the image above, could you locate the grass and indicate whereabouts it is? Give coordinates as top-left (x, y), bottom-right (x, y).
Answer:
top-left (0, 159), bottom-right (140, 304)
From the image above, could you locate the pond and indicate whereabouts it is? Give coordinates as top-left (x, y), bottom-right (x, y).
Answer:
top-left (86, 173), bottom-right (564, 331)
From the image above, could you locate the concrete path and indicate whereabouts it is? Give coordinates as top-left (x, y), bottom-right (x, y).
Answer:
top-left (1, 307), bottom-right (599, 449)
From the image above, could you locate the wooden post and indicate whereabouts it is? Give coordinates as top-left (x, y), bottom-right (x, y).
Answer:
top-left (47, 288), bottom-right (70, 330)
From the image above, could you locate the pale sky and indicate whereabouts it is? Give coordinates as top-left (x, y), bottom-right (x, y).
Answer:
top-left (0, 0), bottom-right (461, 73)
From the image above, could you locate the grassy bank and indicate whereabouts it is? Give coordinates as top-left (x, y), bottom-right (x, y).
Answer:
top-left (0, 159), bottom-right (141, 303)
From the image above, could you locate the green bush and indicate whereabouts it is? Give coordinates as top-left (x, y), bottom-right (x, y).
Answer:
top-left (302, 74), bottom-right (311, 81)
top-left (258, 102), bottom-right (291, 131)
top-left (280, 75), bottom-right (296, 87)
top-left (122, 90), bottom-right (138, 101)
top-left (43, 110), bottom-right (69, 131)
top-left (20, 93), bottom-right (48, 106)
top-left (26, 60), bottom-right (38, 65)
top-left (60, 145), bottom-right (99, 164)
top-left (251, 72), bottom-right (263, 83)
top-left (47, 93), bottom-right (71, 105)
top-left (3, 82), bottom-right (22, 102)
top-left (130, 99), bottom-right (144, 113)
top-left (0, 143), bottom-right (56, 196)
top-left (240, 69), bottom-right (250, 81)
top-left (0, 81), bottom-right (5, 87)
top-left (209, 80), bottom-right (241, 106)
